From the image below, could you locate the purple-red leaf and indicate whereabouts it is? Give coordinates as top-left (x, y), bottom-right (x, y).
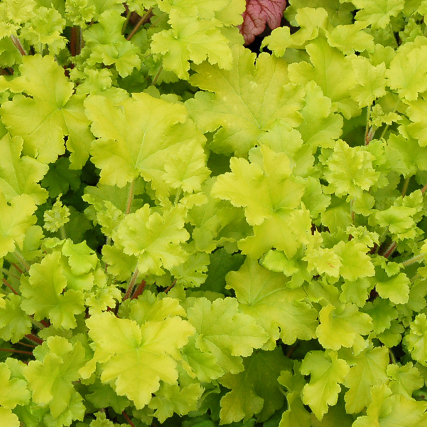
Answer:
top-left (240, 0), bottom-right (287, 45)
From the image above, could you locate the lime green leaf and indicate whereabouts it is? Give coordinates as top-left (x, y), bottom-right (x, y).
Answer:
top-left (0, 294), bottom-right (32, 343)
top-left (404, 96), bottom-right (427, 147)
top-left (262, 7), bottom-right (329, 55)
top-left (238, 207), bottom-right (312, 259)
top-left (387, 363), bottom-right (424, 399)
top-left (83, 10), bottom-right (140, 78)
top-left (303, 232), bottom-right (342, 278)
top-left (301, 350), bottom-right (350, 421)
top-left (89, 0), bottom-right (124, 18)
top-left (226, 259), bottom-right (318, 348)
top-left (219, 348), bottom-right (288, 423)
top-left (186, 297), bottom-right (268, 373)
top-left (212, 145), bottom-right (304, 226)
top-left (126, 291), bottom-right (186, 324)
top-left (323, 140), bottom-right (380, 199)
top-left (85, 92), bottom-right (205, 196)
top-left (65, 0), bottom-right (96, 26)
top-left (404, 314), bottom-right (427, 366)
top-left (0, 134), bottom-right (48, 205)
top-left (157, 0), bottom-right (241, 20)
top-left (297, 81), bottom-right (343, 150)
top-left (333, 240), bottom-right (375, 281)
top-left (288, 37), bottom-right (358, 119)
top-left (43, 197), bottom-right (70, 233)
top-left (353, 384), bottom-right (427, 427)
top-left (85, 311), bottom-right (195, 409)
top-left (376, 206), bottom-right (418, 241)
top-left (0, 408), bottom-right (20, 427)
top-left (102, 244), bottom-right (137, 281)
top-left (113, 205), bottom-right (189, 276)
top-left (362, 298), bottom-right (398, 334)
top-left (186, 45), bottom-right (304, 157)
top-left (386, 44), bottom-right (427, 101)
top-left (278, 361), bottom-right (311, 427)
top-left (327, 21), bottom-right (375, 55)
top-left (377, 320), bottom-right (404, 348)
top-left (375, 270), bottom-right (410, 305)
top-left (62, 240), bottom-right (98, 276)
top-left (171, 251), bottom-right (210, 288)
top-left (0, 362), bottom-right (30, 409)
top-left (0, 55), bottom-right (92, 166)
top-left (182, 335), bottom-right (224, 382)
top-left (0, 192), bottom-right (37, 258)
top-left (24, 336), bottom-right (86, 419)
top-left (386, 133), bottom-right (427, 177)
top-left (148, 382), bottom-right (204, 423)
top-left (343, 346), bottom-right (389, 414)
top-left (353, 0), bottom-right (405, 29)
top-left (20, 251), bottom-right (85, 329)
top-left (350, 56), bottom-right (387, 108)
top-left (151, 11), bottom-right (234, 80)
top-left (162, 141), bottom-right (210, 194)
top-left (20, 6), bottom-right (67, 55)
top-left (317, 304), bottom-right (372, 353)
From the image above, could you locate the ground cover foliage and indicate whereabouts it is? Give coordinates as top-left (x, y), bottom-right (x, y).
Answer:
top-left (2, 0), bottom-right (427, 425)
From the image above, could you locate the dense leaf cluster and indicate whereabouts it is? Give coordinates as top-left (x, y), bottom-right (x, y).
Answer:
top-left (1, 0), bottom-right (427, 426)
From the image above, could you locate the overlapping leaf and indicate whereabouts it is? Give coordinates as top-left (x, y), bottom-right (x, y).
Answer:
top-left (84, 311), bottom-right (195, 409)
top-left (226, 259), bottom-right (318, 348)
top-left (186, 44), bottom-right (304, 156)
top-left (301, 350), bottom-right (350, 420)
top-left (85, 92), bottom-right (206, 198)
top-left (20, 251), bottom-right (85, 329)
top-left (113, 204), bottom-right (189, 275)
top-left (0, 55), bottom-right (93, 168)
top-left (24, 336), bottom-right (86, 419)
top-left (186, 297), bottom-right (268, 373)
top-left (219, 348), bottom-right (288, 423)
top-left (212, 145), bottom-right (310, 258)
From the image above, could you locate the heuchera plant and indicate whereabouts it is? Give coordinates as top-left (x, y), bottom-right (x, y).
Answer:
top-left (2, 0), bottom-right (427, 426)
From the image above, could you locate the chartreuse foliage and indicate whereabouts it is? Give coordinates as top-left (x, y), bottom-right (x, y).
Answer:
top-left (3, 0), bottom-right (427, 426)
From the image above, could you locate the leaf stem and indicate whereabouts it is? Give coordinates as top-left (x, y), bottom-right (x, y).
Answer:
top-left (0, 348), bottom-right (33, 355)
top-left (174, 188), bottom-right (182, 205)
top-left (2, 268), bottom-right (21, 281)
top-left (401, 253), bottom-right (425, 267)
top-left (382, 241), bottom-right (397, 259)
top-left (151, 65), bottom-right (163, 86)
top-left (2, 278), bottom-right (18, 295)
top-left (10, 35), bottom-right (26, 56)
top-left (126, 180), bottom-right (135, 214)
top-left (126, 8), bottom-right (153, 41)
top-left (60, 225), bottom-right (67, 240)
top-left (12, 263), bottom-right (23, 274)
top-left (131, 279), bottom-right (146, 299)
top-left (122, 10), bottom-right (132, 35)
top-left (124, 268), bottom-right (139, 300)
top-left (14, 250), bottom-right (30, 272)
top-left (164, 279), bottom-right (176, 294)
top-left (18, 341), bottom-right (36, 348)
top-left (70, 26), bottom-right (82, 56)
top-left (25, 334), bottom-right (43, 345)
top-left (122, 411), bottom-right (136, 427)
top-left (31, 318), bottom-right (46, 330)
top-left (401, 175), bottom-right (411, 197)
